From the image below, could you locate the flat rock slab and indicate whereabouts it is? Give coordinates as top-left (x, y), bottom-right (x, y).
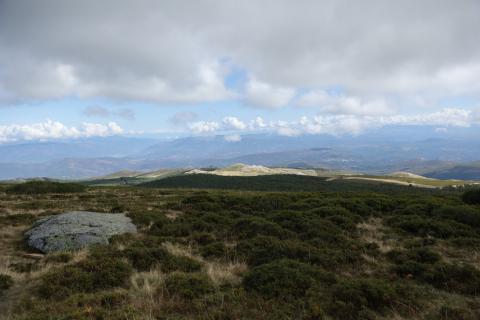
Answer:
top-left (25, 211), bottom-right (137, 253)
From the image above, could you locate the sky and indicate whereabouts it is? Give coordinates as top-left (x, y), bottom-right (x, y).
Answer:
top-left (0, 0), bottom-right (480, 142)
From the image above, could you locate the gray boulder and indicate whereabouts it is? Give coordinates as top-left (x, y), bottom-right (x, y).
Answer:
top-left (25, 211), bottom-right (137, 253)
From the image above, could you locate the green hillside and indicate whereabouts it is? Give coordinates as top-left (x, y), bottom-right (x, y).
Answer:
top-left (140, 174), bottom-right (444, 193)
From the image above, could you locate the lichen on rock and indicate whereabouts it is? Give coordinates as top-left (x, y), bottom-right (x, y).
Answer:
top-left (24, 211), bottom-right (137, 253)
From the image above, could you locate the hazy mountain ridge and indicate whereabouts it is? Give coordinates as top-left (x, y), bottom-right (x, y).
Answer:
top-left (1, 128), bottom-right (480, 180)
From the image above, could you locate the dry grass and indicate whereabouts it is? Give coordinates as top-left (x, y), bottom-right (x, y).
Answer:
top-left (130, 268), bottom-right (166, 318)
top-left (164, 210), bottom-right (183, 220)
top-left (357, 217), bottom-right (398, 253)
top-left (205, 260), bottom-right (248, 286)
top-left (162, 241), bottom-right (248, 286)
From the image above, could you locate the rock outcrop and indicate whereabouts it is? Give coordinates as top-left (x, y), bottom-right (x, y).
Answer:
top-left (25, 211), bottom-right (137, 253)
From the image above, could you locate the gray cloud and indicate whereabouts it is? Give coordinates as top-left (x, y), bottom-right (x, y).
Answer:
top-left (1, 0), bottom-right (479, 111)
top-left (83, 106), bottom-right (135, 120)
top-left (169, 111), bottom-right (199, 126)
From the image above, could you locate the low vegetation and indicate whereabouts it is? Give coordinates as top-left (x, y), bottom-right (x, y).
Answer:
top-left (6, 180), bottom-right (86, 195)
top-left (0, 178), bottom-right (479, 319)
top-left (140, 173), bottom-right (445, 192)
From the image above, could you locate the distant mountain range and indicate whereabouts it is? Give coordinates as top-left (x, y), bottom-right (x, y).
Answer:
top-left (1, 126), bottom-right (480, 180)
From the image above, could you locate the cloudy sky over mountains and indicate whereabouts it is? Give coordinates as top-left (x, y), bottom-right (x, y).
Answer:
top-left (1, 0), bottom-right (480, 142)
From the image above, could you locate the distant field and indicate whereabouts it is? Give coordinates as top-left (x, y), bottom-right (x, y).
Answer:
top-left (344, 175), bottom-right (472, 188)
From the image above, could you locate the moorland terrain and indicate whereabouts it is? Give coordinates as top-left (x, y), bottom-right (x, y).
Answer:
top-left (0, 177), bottom-right (480, 319)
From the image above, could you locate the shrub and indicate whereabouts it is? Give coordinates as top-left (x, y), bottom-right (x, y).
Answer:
top-left (164, 272), bottom-right (215, 299)
top-left (123, 245), bottom-right (201, 272)
top-left (237, 236), bottom-right (318, 266)
top-left (128, 211), bottom-right (169, 227)
top-left (462, 189), bottom-right (480, 205)
top-left (191, 231), bottom-right (216, 245)
top-left (387, 247), bottom-right (440, 279)
top-left (45, 252), bottom-right (73, 264)
top-left (6, 181), bottom-right (86, 195)
top-left (0, 274), bottom-right (13, 292)
top-left (200, 241), bottom-right (230, 259)
top-left (232, 216), bottom-right (292, 240)
top-left (434, 305), bottom-right (479, 320)
top-left (237, 235), bottom-right (358, 269)
top-left (17, 290), bottom-right (137, 319)
top-left (37, 255), bottom-right (132, 299)
top-left (433, 206), bottom-right (480, 228)
top-left (388, 248), bottom-right (480, 295)
top-left (424, 263), bottom-right (480, 295)
top-left (0, 213), bottom-right (36, 226)
top-left (9, 262), bottom-right (39, 273)
top-left (449, 237), bottom-right (480, 247)
top-left (243, 259), bottom-right (335, 299)
top-left (325, 279), bottom-right (398, 320)
top-left (386, 215), bottom-right (477, 239)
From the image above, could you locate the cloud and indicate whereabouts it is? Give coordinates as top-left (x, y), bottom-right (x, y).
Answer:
top-left (188, 121), bottom-right (220, 134)
top-left (249, 117), bottom-right (267, 129)
top-left (297, 90), bottom-right (394, 116)
top-left (0, 120), bottom-right (123, 142)
top-left (186, 108), bottom-right (479, 137)
top-left (222, 116), bottom-right (246, 130)
top-left (83, 106), bottom-right (110, 117)
top-left (83, 106), bottom-right (135, 120)
top-left (169, 111), bottom-right (199, 126)
top-left (224, 134), bottom-right (242, 142)
top-left (1, 0), bottom-right (480, 114)
top-left (245, 78), bottom-right (295, 108)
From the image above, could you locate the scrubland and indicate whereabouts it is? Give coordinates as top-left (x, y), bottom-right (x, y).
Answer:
top-left (0, 181), bottom-right (479, 319)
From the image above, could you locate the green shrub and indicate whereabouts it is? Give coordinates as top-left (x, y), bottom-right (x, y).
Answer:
top-left (123, 245), bottom-right (201, 273)
top-left (243, 259), bottom-right (335, 299)
top-left (37, 255), bottom-right (132, 299)
top-left (164, 272), bottom-right (215, 299)
top-left (462, 189), bottom-right (480, 205)
top-left (325, 279), bottom-right (399, 320)
top-left (386, 215), bottom-right (477, 239)
top-left (424, 263), bottom-right (480, 295)
top-left (433, 206), bottom-right (480, 228)
top-left (0, 213), bottom-right (36, 226)
top-left (128, 211), bottom-right (169, 227)
top-left (6, 181), bottom-right (86, 195)
top-left (9, 262), bottom-right (39, 273)
top-left (232, 216), bottom-right (291, 239)
top-left (17, 290), bottom-right (137, 320)
top-left (191, 231), bottom-right (217, 245)
top-left (449, 237), bottom-right (480, 247)
top-left (433, 305), bottom-right (479, 320)
top-left (237, 235), bottom-right (359, 269)
top-left (388, 248), bottom-right (480, 295)
top-left (0, 274), bottom-right (13, 292)
top-left (200, 241), bottom-right (230, 259)
top-left (45, 252), bottom-right (73, 264)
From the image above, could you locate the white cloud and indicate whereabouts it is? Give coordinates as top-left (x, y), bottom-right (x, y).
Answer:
top-left (245, 78), bottom-right (295, 108)
top-left (297, 90), bottom-right (394, 116)
top-left (249, 117), bottom-right (267, 129)
top-left (297, 90), bottom-right (330, 107)
top-left (186, 108), bottom-right (479, 137)
top-left (1, 1), bottom-right (480, 116)
top-left (224, 134), bottom-right (242, 142)
top-left (385, 108), bottom-right (472, 127)
top-left (188, 121), bottom-right (220, 134)
top-left (277, 127), bottom-right (301, 137)
top-left (222, 117), bottom-right (246, 130)
top-left (0, 120), bottom-right (123, 142)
